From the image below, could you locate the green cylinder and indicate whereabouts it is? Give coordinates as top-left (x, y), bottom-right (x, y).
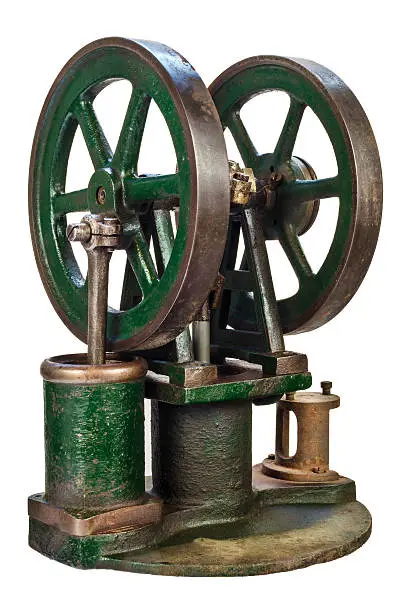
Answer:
top-left (41, 354), bottom-right (147, 513)
top-left (151, 399), bottom-right (253, 513)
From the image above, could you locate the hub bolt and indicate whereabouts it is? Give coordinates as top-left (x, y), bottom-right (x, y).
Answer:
top-left (66, 222), bottom-right (91, 243)
top-left (96, 186), bottom-right (106, 205)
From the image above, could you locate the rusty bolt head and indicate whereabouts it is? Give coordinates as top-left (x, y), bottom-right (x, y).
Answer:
top-left (312, 466), bottom-right (327, 474)
top-left (321, 381), bottom-right (332, 395)
top-left (66, 222), bottom-right (92, 243)
top-left (96, 186), bottom-right (107, 205)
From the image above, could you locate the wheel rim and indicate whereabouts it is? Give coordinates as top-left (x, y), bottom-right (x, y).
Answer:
top-left (210, 56), bottom-right (382, 334)
top-left (29, 38), bottom-right (230, 350)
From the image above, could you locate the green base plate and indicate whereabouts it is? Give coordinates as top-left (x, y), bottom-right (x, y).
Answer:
top-left (29, 468), bottom-right (371, 576)
top-left (99, 501), bottom-right (371, 576)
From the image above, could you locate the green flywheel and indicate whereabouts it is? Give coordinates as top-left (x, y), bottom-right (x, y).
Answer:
top-left (210, 56), bottom-right (382, 334)
top-left (29, 38), bottom-right (230, 351)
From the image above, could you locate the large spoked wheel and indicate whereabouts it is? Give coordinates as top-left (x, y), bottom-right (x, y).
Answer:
top-left (210, 56), bottom-right (382, 334)
top-left (29, 38), bottom-right (229, 350)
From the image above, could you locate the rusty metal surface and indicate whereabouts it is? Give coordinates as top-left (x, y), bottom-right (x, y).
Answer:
top-left (149, 360), bottom-right (218, 388)
top-left (263, 385), bottom-right (340, 482)
top-left (211, 348), bottom-right (308, 376)
top-left (86, 248), bottom-right (111, 364)
top-left (68, 215), bottom-right (122, 364)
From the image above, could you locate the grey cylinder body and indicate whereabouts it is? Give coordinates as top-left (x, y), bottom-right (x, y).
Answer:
top-left (151, 399), bottom-right (253, 513)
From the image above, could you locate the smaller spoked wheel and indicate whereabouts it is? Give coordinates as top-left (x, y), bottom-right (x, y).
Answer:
top-left (29, 38), bottom-right (229, 350)
top-left (210, 56), bottom-right (382, 334)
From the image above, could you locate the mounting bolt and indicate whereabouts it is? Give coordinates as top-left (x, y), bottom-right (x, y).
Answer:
top-left (286, 391), bottom-right (295, 400)
top-left (312, 466), bottom-right (327, 474)
top-left (270, 172), bottom-right (283, 188)
top-left (66, 222), bottom-right (91, 243)
top-left (96, 186), bottom-right (106, 205)
top-left (321, 381), bottom-right (332, 395)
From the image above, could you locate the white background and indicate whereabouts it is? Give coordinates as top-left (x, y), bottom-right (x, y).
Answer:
top-left (1, 1), bottom-right (406, 609)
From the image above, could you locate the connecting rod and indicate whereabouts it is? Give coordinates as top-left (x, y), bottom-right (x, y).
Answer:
top-left (67, 214), bottom-right (122, 364)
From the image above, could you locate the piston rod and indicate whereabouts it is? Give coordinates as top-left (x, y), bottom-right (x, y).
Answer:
top-left (87, 248), bottom-right (112, 364)
top-left (192, 300), bottom-right (210, 363)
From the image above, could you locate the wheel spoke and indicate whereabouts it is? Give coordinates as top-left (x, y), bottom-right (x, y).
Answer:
top-left (274, 98), bottom-right (306, 166)
top-left (120, 216), bottom-right (153, 310)
top-left (279, 222), bottom-right (314, 283)
top-left (153, 210), bottom-right (174, 263)
top-left (73, 97), bottom-right (112, 169)
top-left (112, 89), bottom-right (151, 174)
top-left (227, 111), bottom-right (258, 168)
top-left (126, 224), bottom-right (158, 297)
top-left (125, 173), bottom-right (179, 208)
top-left (53, 188), bottom-right (88, 217)
top-left (279, 176), bottom-right (340, 205)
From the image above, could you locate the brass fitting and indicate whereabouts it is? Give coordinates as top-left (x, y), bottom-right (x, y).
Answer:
top-left (229, 161), bottom-right (256, 206)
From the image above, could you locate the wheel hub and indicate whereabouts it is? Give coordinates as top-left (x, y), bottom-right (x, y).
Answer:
top-left (251, 153), bottom-right (320, 240)
top-left (264, 156), bottom-right (320, 240)
top-left (87, 167), bottom-right (124, 216)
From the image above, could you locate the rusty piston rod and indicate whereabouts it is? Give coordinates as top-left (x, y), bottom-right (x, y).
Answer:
top-left (86, 248), bottom-right (111, 364)
top-left (67, 214), bottom-right (122, 365)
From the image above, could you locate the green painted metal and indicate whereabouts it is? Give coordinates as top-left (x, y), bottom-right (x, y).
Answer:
top-left (102, 502), bottom-right (371, 576)
top-left (211, 63), bottom-right (354, 333)
top-left (29, 518), bottom-right (106, 569)
top-left (28, 474), bottom-right (368, 575)
top-left (146, 371), bottom-right (311, 404)
top-left (44, 380), bottom-right (145, 512)
top-left (30, 41), bottom-right (192, 348)
top-left (151, 400), bottom-right (253, 511)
